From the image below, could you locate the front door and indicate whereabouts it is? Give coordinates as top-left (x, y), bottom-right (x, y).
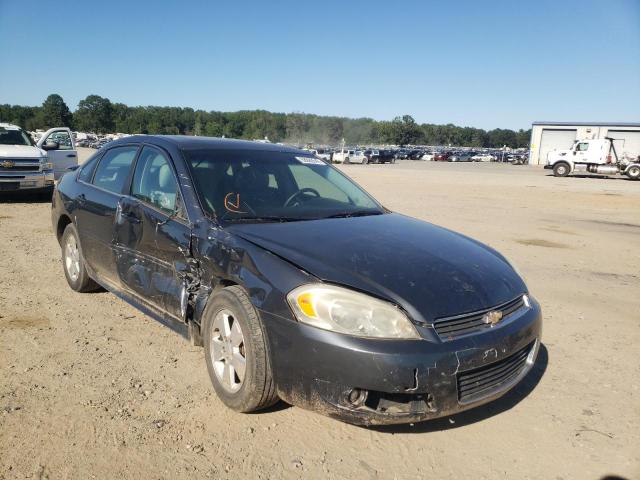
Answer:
top-left (113, 146), bottom-right (191, 320)
top-left (37, 128), bottom-right (78, 180)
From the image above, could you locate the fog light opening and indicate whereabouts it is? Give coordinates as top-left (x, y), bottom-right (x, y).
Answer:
top-left (346, 388), bottom-right (368, 408)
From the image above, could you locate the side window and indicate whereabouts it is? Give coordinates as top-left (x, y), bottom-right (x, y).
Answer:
top-left (78, 154), bottom-right (100, 183)
top-left (47, 131), bottom-right (73, 150)
top-left (92, 146), bottom-right (138, 194)
top-left (132, 147), bottom-right (179, 215)
top-left (577, 143), bottom-right (589, 152)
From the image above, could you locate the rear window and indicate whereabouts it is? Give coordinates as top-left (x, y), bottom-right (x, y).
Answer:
top-left (92, 146), bottom-right (138, 194)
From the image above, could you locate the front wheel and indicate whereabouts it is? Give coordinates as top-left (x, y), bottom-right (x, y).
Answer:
top-left (626, 165), bottom-right (640, 180)
top-left (203, 286), bottom-right (278, 412)
top-left (61, 224), bottom-right (100, 292)
top-left (553, 162), bottom-right (570, 177)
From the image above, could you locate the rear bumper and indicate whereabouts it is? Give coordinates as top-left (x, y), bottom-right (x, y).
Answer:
top-left (263, 298), bottom-right (542, 425)
top-left (0, 171), bottom-right (55, 192)
top-left (543, 165), bottom-right (552, 170)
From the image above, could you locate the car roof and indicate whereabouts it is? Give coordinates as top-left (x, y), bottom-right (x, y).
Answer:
top-left (109, 135), bottom-right (304, 154)
top-left (0, 122), bottom-right (23, 129)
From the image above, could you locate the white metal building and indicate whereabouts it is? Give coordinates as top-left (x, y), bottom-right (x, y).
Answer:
top-left (529, 122), bottom-right (640, 165)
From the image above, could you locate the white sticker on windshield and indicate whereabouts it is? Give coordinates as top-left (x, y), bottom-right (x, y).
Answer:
top-left (295, 156), bottom-right (325, 165)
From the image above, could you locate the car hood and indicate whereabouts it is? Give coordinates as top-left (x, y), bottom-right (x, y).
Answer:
top-left (228, 213), bottom-right (527, 322)
top-left (0, 144), bottom-right (46, 159)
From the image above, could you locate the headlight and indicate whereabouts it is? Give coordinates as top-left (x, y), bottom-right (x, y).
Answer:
top-left (287, 284), bottom-right (420, 339)
top-left (40, 159), bottom-right (53, 170)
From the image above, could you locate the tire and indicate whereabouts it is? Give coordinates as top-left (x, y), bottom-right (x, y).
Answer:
top-left (553, 162), bottom-right (570, 177)
top-left (202, 286), bottom-right (278, 412)
top-left (626, 165), bottom-right (640, 180)
top-left (362, 157), bottom-right (368, 165)
top-left (61, 224), bottom-right (100, 292)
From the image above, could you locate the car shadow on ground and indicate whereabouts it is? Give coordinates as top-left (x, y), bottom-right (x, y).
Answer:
top-left (545, 174), bottom-right (628, 181)
top-left (0, 191), bottom-right (52, 203)
top-left (369, 343), bottom-right (549, 434)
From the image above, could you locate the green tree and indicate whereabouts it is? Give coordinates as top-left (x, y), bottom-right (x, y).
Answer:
top-left (74, 95), bottom-right (114, 133)
top-left (326, 118), bottom-right (344, 144)
top-left (41, 94), bottom-right (73, 128)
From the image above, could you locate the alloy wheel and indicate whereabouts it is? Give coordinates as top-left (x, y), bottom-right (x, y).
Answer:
top-left (210, 309), bottom-right (247, 393)
top-left (64, 235), bottom-right (80, 282)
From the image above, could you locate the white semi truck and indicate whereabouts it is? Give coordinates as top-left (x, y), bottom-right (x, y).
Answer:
top-left (545, 137), bottom-right (640, 180)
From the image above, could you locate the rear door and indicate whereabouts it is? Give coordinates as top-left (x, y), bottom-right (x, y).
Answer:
top-left (75, 145), bottom-right (139, 286)
top-left (113, 145), bottom-right (192, 320)
top-left (37, 128), bottom-right (78, 180)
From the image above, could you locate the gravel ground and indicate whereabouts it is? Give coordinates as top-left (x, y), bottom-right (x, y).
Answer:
top-left (1, 149), bottom-right (638, 479)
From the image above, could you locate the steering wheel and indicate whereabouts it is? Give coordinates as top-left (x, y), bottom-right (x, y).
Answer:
top-left (284, 187), bottom-right (321, 208)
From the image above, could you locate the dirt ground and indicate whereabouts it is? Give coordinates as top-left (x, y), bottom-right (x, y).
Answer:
top-left (1, 149), bottom-right (638, 479)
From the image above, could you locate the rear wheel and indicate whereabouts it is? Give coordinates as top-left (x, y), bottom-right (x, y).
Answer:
top-left (61, 224), bottom-right (99, 292)
top-left (553, 162), bottom-right (570, 177)
top-left (626, 165), bottom-right (640, 180)
top-left (362, 157), bottom-right (368, 164)
top-left (203, 286), bottom-right (278, 412)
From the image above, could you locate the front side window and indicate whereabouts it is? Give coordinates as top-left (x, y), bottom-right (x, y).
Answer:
top-left (577, 143), bottom-right (589, 152)
top-left (92, 146), bottom-right (138, 194)
top-left (132, 147), bottom-right (179, 214)
top-left (184, 149), bottom-right (383, 222)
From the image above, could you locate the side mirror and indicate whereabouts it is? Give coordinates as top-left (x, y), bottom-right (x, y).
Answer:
top-left (42, 141), bottom-right (59, 151)
top-left (573, 151), bottom-right (576, 155)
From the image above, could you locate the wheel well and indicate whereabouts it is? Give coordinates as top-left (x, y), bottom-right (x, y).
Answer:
top-left (56, 215), bottom-right (72, 244)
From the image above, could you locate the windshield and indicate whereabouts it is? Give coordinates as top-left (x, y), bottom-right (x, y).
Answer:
top-left (184, 149), bottom-right (384, 222)
top-left (0, 126), bottom-right (35, 146)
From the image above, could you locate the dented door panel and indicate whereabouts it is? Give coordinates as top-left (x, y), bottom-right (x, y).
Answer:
top-left (113, 197), bottom-right (192, 320)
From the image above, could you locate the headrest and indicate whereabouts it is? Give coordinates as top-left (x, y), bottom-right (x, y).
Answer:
top-left (158, 163), bottom-right (172, 189)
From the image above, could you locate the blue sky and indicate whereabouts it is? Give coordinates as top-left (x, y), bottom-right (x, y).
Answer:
top-left (1, 0), bottom-right (638, 130)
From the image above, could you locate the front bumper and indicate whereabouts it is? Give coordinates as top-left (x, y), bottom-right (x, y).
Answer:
top-left (263, 298), bottom-right (542, 425)
top-left (0, 171), bottom-right (55, 192)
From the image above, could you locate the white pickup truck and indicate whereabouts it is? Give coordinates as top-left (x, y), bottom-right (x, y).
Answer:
top-left (545, 137), bottom-right (640, 180)
top-left (0, 123), bottom-right (78, 193)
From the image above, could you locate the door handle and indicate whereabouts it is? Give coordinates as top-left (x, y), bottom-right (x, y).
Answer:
top-left (121, 211), bottom-right (141, 224)
top-left (66, 153), bottom-right (77, 158)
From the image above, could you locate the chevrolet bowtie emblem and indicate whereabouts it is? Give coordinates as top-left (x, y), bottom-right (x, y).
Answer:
top-left (482, 310), bottom-right (503, 327)
top-left (1, 160), bottom-right (16, 168)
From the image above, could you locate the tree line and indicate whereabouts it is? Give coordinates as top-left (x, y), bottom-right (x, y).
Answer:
top-left (0, 94), bottom-right (531, 148)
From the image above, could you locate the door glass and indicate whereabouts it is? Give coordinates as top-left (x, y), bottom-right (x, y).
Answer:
top-left (92, 146), bottom-right (138, 194)
top-left (47, 131), bottom-right (73, 150)
top-left (132, 147), bottom-right (178, 214)
top-left (577, 143), bottom-right (589, 151)
top-left (78, 154), bottom-right (100, 183)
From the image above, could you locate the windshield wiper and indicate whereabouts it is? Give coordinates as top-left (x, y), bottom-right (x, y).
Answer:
top-left (324, 210), bottom-right (384, 219)
top-left (225, 216), bottom-right (309, 223)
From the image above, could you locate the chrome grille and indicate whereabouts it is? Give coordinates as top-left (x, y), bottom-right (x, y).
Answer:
top-left (457, 341), bottom-right (534, 402)
top-left (433, 295), bottom-right (526, 340)
top-left (0, 158), bottom-right (41, 174)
